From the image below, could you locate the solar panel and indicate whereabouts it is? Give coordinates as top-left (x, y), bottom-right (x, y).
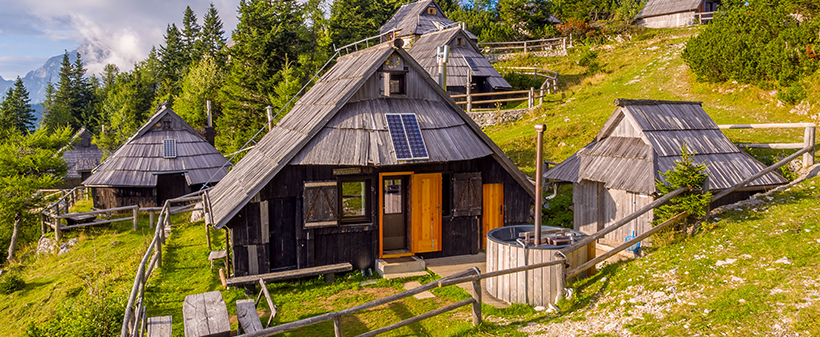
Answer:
top-left (401, 114), bottom-right (429, 159)
top-left (163, 139), bottom-right (177, 158)
top-left (386, 114), bottom-right (429, 161)
top-left (386, 114), bottom-right (412, 160)
top-left (464, 56), bottom-right (479, 70)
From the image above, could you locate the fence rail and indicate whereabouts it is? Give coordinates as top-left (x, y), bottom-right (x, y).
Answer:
top-left (696, 11), bottom-right (715, 24)
top-left (120, 190), bottom-right (205, 337)
top-left (478, 37), bottom-right (567, 55)
top-left (718, 123), bottom-right (816, 168)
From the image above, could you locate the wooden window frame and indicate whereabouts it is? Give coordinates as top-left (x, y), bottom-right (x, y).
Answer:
top-left (427, 7), bottom-right (437, 15)
top-left (303, 181), bottom-right (340, 228)
top-left (388, 72), bottom-right (407, 96)
top-left (338, 177), bottom-right (372, 224)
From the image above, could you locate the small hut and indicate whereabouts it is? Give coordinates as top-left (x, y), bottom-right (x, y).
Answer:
top-left (206, 41), bottom-right (534, 277)
top-left (546, 99), bottom-right (786, 247)
top-left (408, 26), bottom-right (512, 95)
top-left (379, 0), bottom-right (477, 44)
top-left (58, 127), bottom-right (103, 188)
top-left (83, 106), bottom-right (229, 209)
top-left (635, 0), bottom-right (719, 28)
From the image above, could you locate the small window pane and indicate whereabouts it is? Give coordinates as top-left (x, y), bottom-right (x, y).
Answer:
top-left (389, 74), bottom-right (405, 95)
top-left (384, 179), bottom-right (402, 214)
top-left (341, 182), bottom-right (366, 217)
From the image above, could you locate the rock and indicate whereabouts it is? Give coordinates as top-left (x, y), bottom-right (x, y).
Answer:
top-left (652, 291), bottom-right (666, 299)
top-left (601, 277), bottom-right (608, 282)
top-left (67, 238), bottom-right (79, 247)
top-left (565, 288), bottom-right (574, 299)
top-left (790, 101), bottom-right (811, 116)
top-left (546, 303), bottom-right (560, 313)
top-left (774, 257), bottom-right (792, 265)
top-left (190, 201), bottom-right (205, 222)
top-left (704, 309), bottom-right (711, 314)
top-left (730, 276), bottom-right (745, 283)
top-left (738, 299), bottom-right (746, 303)
top-left (37, 237), bottom-right (56, 255)
top-left (58, 243), bottom-right (70, 255)
top-left (740, 254), bottom-right (752, 259)
top-left (0, 269), bottom-right (6, 276)
top-left (715, 258), bottom-right (737, 266)
top-left (534, 306), bottom-right (546, 312)
top-left (110, 241), bottom-right (119, 247)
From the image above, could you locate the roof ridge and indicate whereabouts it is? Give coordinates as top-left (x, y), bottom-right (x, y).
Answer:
top-left (614, 98), bottom-right (703, 106)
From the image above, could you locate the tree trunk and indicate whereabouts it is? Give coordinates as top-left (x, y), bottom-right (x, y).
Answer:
top-left (7, 211), bottom-right (22, 262)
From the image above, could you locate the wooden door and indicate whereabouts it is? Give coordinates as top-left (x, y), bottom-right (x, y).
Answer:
top-left (482, 183), bottom-right (504, 249)
top-left (411, 173), bottom-right (442, 253)
top-left (156, 172), bottom-right (188, 206)
top-left (382, 176), bottom-right (408, 253)
top-left (269, 198), bottom-right (297, 271)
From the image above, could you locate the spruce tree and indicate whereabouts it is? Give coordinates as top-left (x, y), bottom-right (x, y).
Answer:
top-left (158, 24), bottom-right (186, 104)
top-left (43, 53), bottom-right (76, 130)
top-left (328, 0), bottom-right (400, 48)
top-left (217, 0), bottom-right (303, 155)
top-left (0, 77), bottom-right (36, 134)
top-left (182, 6), bottom-right (203, 64)
top-left (201, 3), bottom-right (227, 62)
top-left (72, 52), bottom-right (97, 129)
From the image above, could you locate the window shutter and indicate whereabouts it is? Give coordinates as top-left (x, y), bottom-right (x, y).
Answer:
top-left (303, 181), bottom-right (339, 227)
top-left (452, 172), bottom-right (482, 217)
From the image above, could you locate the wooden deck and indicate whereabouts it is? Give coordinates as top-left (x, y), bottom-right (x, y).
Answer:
top-left (226, 262), bottom-right (353, 287)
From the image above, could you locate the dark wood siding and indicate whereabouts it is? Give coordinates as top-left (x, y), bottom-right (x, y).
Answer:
top-left (91, 187), bottom-right (156, 209)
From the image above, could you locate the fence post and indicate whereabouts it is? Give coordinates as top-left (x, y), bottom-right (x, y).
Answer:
top-left (466, 82), bottom-right (472, 113)
top-left (132, 206), bottom-right (139, 231)
top-left (149, 211), bottom-right (155, 229)
top-left (528, 87), bottom-right (534, 109)
top-left (156, 217), bottom-right (163, 269)
top-left (523, 41), bottom-right (528, 54)
top-left (206, 222), bottom-right (212, 250)
top-left (471, 280), bottom-right (482, 326)
top-left (804, 126), bottom-right (816, 168)
top-left (563, 37), bottom-right (567, 50)
top-left (333, 317), bottom-right (343, 337)
top-left (55, 220), bottom-right (62, 241)
top-left (539, 87), bottom-right (544, 106)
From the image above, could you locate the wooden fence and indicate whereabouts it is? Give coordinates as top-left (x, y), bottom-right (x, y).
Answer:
top-left (478, 37), bottom-right (567, 55)
top-left (719, 123), bottom-right (816, 168)
top-left (696, 11), bottom-right (715, 24)
top-left (120, 191), bottom-right (206, 337)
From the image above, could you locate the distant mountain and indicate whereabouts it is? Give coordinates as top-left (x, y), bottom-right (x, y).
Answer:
top-left (3, 42), bottom-right (110, 104)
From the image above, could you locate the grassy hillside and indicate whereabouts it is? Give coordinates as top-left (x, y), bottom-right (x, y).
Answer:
top-left (488, 26), bottom-right (817, 177)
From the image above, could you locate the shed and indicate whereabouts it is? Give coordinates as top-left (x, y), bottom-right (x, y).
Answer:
top-left (546, 99), bottom-right (786, 246)
top-left (58, 127), bottom-right (103, 188)
top-left (380, 0), bottom-right (477, 43)
top-left (408, 26), bottom-right (512, 94)
top-left (635, 0), bottom-right (719, 28)
top-left (206, 41), bottom-right (534, 277)
top-left (83, 105), bottom-right (229, 209)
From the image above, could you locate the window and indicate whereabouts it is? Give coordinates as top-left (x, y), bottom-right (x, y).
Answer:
top-left (427, 7), bottom-right (437, 15)
top-left (304, 181), bottom-right (339, 227)
top-left (456, 38), bottom-right (463, 46)
top-left (340, 180), bottom-right (370, 223)
top-left (162, 119), bottom-right (173, 130)
top-left (389, 74), bottom-right (406, 95)
top-left (163, 139), bottom-right (177, 158)
top-left (383, 179), bottom-right (402, 214)
top-left (452, 172), bottom-right (482, 216)
top-left (385, 114), bottom-right (429, 161)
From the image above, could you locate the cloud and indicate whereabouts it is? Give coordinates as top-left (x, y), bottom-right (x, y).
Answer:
top-left (3, 0), bottom-right (240, 76)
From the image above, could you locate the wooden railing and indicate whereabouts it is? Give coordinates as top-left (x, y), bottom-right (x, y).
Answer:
top-left (502, 66), bottom-right (559, 105)
top-left (719, 123), bottom-right (816, 168)
top-left (334, 29), bottom-right (398, 55)
top-left (120, 191), bottom-right (206, 337)
top-left (696, 11), bottom-right (715, 24)
top-left (478, 37), bottom-right (567, 55)
top-left (40, 186), bottom-right (89, 238)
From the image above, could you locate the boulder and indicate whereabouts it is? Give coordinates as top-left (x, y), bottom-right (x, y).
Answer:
top-left (36, 237), bottom-right (56, 255)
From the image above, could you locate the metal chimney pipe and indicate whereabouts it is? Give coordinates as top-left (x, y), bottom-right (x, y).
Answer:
top-left (534, 124), bottom-right (545, 247)
top-left (437, 46), bottom-right (449, 90)
top-left (206, 100), bottom-right (213, 127)
top-left (266, 106), bottom-right (274, 131)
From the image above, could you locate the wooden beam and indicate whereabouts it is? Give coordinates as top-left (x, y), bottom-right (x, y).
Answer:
top-left (226, 263), bottom-right (353, 287)
top-left (354, 299), bottom-right (475, 337)
top-left (712, 145), bottom-right (812, 202)
top-left (736, 143), bottom-right (805, 149)
top-left (719, 123), bottom-right (815, 129)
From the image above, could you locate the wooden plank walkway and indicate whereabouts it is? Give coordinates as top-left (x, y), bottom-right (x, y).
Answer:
top-left (226, 262), bottom-right (353, 287)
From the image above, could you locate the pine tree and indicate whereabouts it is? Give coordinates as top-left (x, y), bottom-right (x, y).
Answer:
top-left (72, 52), bottom-right (97, 129)
top-left (41, 80), bottom-right (56, 127)
top-left (217, 0), bottom-right (303, 155)
top-left (182, 6), bottom-right (203, 64)
top-left (158, 24), bottom-right (186, 105)
top-left (0, 77), bottom-right (36, 134)
top-left (328, 0), bottom-right (400, 48)
top-left (43, 53), bottom-right (76, 130)
top-left (201, 3), bottom-right (227, 61)
top-left (95, 69), bottom-right (154, 151)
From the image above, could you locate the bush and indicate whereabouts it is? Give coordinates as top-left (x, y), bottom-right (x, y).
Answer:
top-left (578, 49), bottom-right (602, 74)
top-left (543, 189), bottom-right (574, 229)
top-left (653, 144), bottom-right (712, 238)
top-left (0, 273), bottom-right (25, 294)
top-left (777, 82), bottom-right (807, 105)
top-left (24, 291), bottom-right (123, 337)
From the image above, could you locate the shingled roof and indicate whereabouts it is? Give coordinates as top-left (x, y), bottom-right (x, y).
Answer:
top-left (380, 0), bottom-right (477, 39)
top-left (62, 127), bottom-right (103, 179)
top-left (546, 99), bottom-right (787, 194)
top-left (207, 41), bottom-right (534, 229)
top-left (408, 27), bottom-right (511, 90)
top-left (636, 0), bottom-right (702, 19)
top-left (83, 106), bottom-right (229, 188)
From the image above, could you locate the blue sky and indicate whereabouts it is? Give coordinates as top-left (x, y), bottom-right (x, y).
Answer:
top-left (0, 0), bottom-right (240, 80)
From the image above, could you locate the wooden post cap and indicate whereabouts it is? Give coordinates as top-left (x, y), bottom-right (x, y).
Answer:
top-left (534, 124), bottom-right (546, 132)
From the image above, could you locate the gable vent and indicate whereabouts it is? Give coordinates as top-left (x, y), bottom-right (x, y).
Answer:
top-left (163, 139), bottom-right (177, 158)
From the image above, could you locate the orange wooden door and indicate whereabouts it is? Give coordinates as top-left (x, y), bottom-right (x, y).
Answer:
top-left (411, 173), bottom-right (442, 253)
top-left (482, 183), bottom-right (504, 249)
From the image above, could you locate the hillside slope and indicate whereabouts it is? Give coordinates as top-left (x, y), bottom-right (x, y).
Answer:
top-left (487, 27), bottom-right (817, 177)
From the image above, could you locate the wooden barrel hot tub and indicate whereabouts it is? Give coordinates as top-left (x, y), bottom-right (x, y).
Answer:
top-left (486, 225), bottom-right (591, 307)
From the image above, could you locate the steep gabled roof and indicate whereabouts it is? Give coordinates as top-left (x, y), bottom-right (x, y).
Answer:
top-left (380, 0), bottom-right (477, 39)
top-left (62, 127), bottom-right (103, 179)
top-left (408, 27), bottom-right (511, 90)
top-left (208, 42), bottom-right (534, 229)
top-left (546, 99), bottom-right (787, 194)
top-left (83, 106), bottom-right (229, 187)
top-left (636, 0), bottom-right (702, 19)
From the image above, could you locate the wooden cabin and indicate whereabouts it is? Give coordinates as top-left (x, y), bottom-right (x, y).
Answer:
top-left (408, 27), bottom-right (512, 95)
top-left (83, 106), bottom-right (229, 209)
top-left (58, 127), bottom-right (103, 188)
top-left (545, 99), bottom-right (786, 247)
top-left (206, 41), bottom-right (534, 277)
top-left (379, 0), bottom-right (477, 45)
top-left (635, 0), bottom-right (719, 28)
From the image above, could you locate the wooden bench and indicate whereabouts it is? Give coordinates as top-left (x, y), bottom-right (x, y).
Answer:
top-left (65, 214), bottom-right (97, 227)
top-left (226, 262), bottom-right (353, 287)
top-left (182, 291), bottom-right (231, 337)
top-left (208, 250), bottom-right (228, 271)
top-left (146, 316), bottom-right (173, 337)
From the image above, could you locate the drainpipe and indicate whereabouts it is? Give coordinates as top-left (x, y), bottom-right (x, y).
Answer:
top-left (266, 106), bottom-right (274, 131)
top-left (534, 124), bottom-right (545, 247)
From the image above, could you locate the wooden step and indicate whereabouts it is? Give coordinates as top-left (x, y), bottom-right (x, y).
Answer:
top-left (146, 316), bottom-right (172, 337)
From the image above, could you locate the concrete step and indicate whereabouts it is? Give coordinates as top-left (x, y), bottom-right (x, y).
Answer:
top-left (376, 256), bottom-right (426, 277)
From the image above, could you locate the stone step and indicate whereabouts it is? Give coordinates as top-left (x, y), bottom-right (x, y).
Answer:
top-left (376, 256), bottom-right (426, 277)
